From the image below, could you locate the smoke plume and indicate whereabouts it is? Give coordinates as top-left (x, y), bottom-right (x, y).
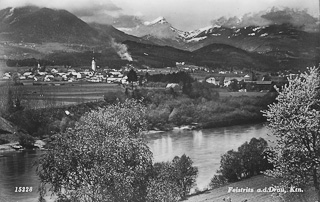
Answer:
top-left (110, 38), bottom-right (133, 61)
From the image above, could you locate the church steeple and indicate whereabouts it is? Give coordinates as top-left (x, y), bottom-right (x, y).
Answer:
top-left (91, 49), bottom-right (96, 71)
top-left (92, 57), bottom-right (96, 71)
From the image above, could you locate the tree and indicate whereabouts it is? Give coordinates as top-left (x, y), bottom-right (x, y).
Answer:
top-left (218, 150), bottom-right (243, 182)
top-left (238, 138), bottom-right (271, 178)
top-left (147, 155), bottom-right (198, 201)
top-left (37, 99), bottom-right (153, 202)
top-left (146, 162), bottom-right (180, 202)
top-left (171, 154), bottom-right (198, 198)
top-left (182, 82), bottom-right (192, 95)
top-left (262, 67), bottom-right (320, 200)
top-left (228, 79), bottom-right (239, 91)
top-left (127, 69), bottom-right (138, 90)
top-left (211, 137), bottom-right (271, 187)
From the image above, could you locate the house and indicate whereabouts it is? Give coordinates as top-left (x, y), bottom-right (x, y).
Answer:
top-left (51, 68), bottom-right (58, 74)
top-left (23, 72), bottom-right (32, 76)
top-left (37, 72), bottom-right (47, 76)
top-left (121, 76), bottom-right (129, 84)
top-left (110, 71), bottom-right (123, 77)
top-left (205, 77), bottom-right (219, 85)
top-left (166, 83), bottom-right (180, 89)
top-left (244, 74), bottom-right (251, 81)
top-left (224, 76), bottom-right (244, 87)
top-left (107, 77), bottom-right (122, 83)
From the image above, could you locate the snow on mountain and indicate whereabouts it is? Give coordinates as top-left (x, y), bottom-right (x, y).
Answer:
top-left (144, 16), bottom-right (168, 25)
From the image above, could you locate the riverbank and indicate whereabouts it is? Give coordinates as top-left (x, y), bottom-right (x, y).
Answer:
top-left (184, 175), bottom-right (316, 202)
top-left (0, 140), bottom-right (46, 152)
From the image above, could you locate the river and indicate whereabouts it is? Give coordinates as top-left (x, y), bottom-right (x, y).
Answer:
top-left (0, 123), bottom-right (271, 202)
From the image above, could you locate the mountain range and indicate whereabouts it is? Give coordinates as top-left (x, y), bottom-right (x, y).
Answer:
top-left (0, 6), bottom-right (319, 72)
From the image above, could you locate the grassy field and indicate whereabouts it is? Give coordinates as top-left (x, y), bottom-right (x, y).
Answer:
top-left (219, 91), bottom-right (268, 98)
top-left (0, 82), bottom-right (123, 107)
top-left (185, 175), bottom-right (317, 202)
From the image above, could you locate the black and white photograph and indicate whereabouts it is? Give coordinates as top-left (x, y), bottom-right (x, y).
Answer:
top-left (0, 0), bottom-right (319, 201)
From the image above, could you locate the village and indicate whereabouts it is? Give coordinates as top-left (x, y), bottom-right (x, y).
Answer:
top-left (1, 56), bottom-right (297, 92)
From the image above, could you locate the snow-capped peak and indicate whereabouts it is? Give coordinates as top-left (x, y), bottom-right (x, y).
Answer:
top-left (144, 16), bottom-right (168, 25)
top-left (4, 7), bottom-right (15, 20)
top-left (183, 24), bottom-right (221, 39)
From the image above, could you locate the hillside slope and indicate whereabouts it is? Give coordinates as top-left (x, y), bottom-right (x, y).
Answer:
top-left (185, 175), bottom-right (316, 202)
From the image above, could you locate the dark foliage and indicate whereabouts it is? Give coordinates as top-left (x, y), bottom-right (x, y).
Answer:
top-left (147, 154), bottom-right (198, 201)
top-left (6, 58), bottom-right (54, 67)
top-left (210, 137), bottom-right (273, 187)
top-left (18, 133), bottom-right (35, 149)
top-left (147, 71), bottom-right (194, 84)
top-left (127, 69), bottom-right (138, 90)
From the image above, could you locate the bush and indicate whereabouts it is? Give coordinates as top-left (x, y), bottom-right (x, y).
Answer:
top-left (211, 137), bottom-right (272, 184)
top-left (18, 133), bottom-right (35, 149)
top-left (209, 174), bottom-right (227, 189)
top-left (104, 91), bottom-right (126, 104)
top-left (147, 155), bottom-right (198, 201)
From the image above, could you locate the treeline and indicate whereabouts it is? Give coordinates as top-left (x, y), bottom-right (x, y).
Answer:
top-left (210, 137), bottom-right (273, 188)
top-left (124, 82), bottom-right (276, 130)
top-left (146, 71), bottom-right (194, 84)
top-left (6, 58), bottom-right (54, 67)
top-left (1, 80), bottom-right (276, 144)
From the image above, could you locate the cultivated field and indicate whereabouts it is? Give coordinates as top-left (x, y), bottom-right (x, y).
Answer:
top-left (219, 91), bottom-right (268, 98)
top-left (0, 82), bottom-right (123, 107)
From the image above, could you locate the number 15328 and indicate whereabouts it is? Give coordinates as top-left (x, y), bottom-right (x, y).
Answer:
top-left (15, 187), bottom-right (33, 192)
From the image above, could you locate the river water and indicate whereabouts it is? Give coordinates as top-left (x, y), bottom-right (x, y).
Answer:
top-left (0, 123), bottom-right (271, 202)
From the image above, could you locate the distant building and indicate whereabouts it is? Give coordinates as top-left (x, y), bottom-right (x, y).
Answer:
top-left (166, 83), bottom-right (180, 89)
top-left (206, 77), bottom-right (219, 85)
top-left (92, 57), bottom-right (96, 71)
top-left (244, 74), bottom-right (251, 81)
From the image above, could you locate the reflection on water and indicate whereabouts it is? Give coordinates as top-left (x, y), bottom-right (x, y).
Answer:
top-left (147, 123), bottom-right (271, 189)
top-left (0, 123), bottom-right (271, 201)
top-left (0, 150), bottom-right (41, 202)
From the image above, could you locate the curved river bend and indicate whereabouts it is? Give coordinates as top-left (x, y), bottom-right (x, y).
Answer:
top-left (0, 123), bottom-right (271, 201)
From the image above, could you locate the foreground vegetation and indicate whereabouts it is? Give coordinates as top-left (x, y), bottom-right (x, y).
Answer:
top-left (37, 99), bottom-right (198, 202)
top-left (262, 67), bottom-right (320, 201)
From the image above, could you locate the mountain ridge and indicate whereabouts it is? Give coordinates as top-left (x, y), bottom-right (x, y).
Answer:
top-left (0, 6), bottom-right (319, 72)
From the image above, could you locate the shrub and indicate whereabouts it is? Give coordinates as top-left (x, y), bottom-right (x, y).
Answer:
top-left (18, 133), bottom-right (35, 149)
top-left (104, 91), bottom-right (126, 104)
top-left (212, 137), bottom-right (272, 184)
top-left (209, 174), bottom-right (227, 189)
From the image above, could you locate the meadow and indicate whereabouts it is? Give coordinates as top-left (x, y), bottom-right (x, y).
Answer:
top-left (0, 81), bottom-right (123, 107)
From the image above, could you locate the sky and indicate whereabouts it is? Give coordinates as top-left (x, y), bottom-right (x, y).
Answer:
top-left (0, 0), bottom-right (319, 30)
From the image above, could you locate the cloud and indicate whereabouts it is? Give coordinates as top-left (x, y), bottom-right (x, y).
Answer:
top-left (0, 0), bottom-right (318, 31)
top-left (0, 0), bottom-right (121, 16)
top-left (70, 1), bottom-right (121, 17)
top-left (210, 7), bottom-right (318, 32)
top-left (261, 7), bottom-right (318, 26)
